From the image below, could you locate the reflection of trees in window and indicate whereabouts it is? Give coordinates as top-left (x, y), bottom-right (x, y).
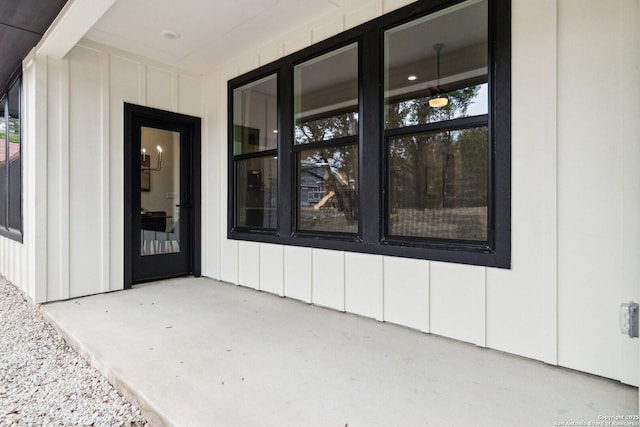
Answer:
top-left (386, 85), bottom-right (488, 241)
top-left (386, 85), bottom-right (481, 129)
top-left (295, 111), bottom-right (358, 144)
top-left (0, 117), bottom-right (20, 144)
top-left (0, 76), bottom-right (22, 238)
top-left (299, 145), bottom-right (358, 233)
top-left (294, 43), bottom-right (359, 234)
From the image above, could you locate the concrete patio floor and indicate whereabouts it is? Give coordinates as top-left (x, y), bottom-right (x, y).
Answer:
top-left (41, 277), bottom-right (638, 427)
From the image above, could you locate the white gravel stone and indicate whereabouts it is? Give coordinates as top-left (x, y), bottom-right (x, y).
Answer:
top-left (0, 277), bottom-right (149, 427)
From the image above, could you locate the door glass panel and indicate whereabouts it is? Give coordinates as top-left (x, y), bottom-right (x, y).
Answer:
top-left (140, 127), bottom-right (181, 256)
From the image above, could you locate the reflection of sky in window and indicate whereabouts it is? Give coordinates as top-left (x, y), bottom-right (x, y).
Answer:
top-left (466, 83), bottom-right (488, 117)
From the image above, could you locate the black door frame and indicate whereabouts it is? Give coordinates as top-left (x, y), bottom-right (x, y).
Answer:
top-left (124, 103), bottom-right (201, 288)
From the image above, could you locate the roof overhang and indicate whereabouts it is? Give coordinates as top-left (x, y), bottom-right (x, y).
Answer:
top-left (36, 0), bottom-right (118, 59)
top-left (0, 0), bottom-right (68, 91)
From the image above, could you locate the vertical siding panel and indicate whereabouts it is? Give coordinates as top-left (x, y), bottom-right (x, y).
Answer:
top-left (20, 55), bottom-right (34, 300)
top-left (236, 55), bottom-right (260, 77)
top-left (171, 71), bottom-right (178, 113)
top-left (46, 57), bottom-right (68, 301)
top-left (259, 243), bottom-right (284, 296)
top-left (68, 46), bottom-right (103, 298)
top-left (283, 246), bottom-right (312, 303)
top-left (216, 66), bottom-right (237, 282)
top-left (59, 57), bottom-right (70, 299)
top-left (138, 63), bottom-right (146, 105)
top-left (345, 252), bottom-right (383, 321)
top-left (238, 241), bottom-right (260, 289)
top-left (5, 240), bottom-right (12, 285)
top-left (220, 240), bottom-right (239, 284)
top-left (17, 60), bottom-right (31, 296)
top-left (311, 249), bottom-right (345, 311)
top-left (617, 0), bottom-right (640, 387)
top-left (100, 52), bottom-right (110, 293)
top-left (145, 65), bottom-right (173, 111)
top-left (177, 75), bottom-right (203, 118)
top-left (311, 16), bottom-right (343, 44)
top-left (1, 239), bottom-right (6, 280)
top-left (430, 262), bottom-right (485, 346)
top-left (382, 0), bottom-right (418, 13)
top-left (4, 241), bottom-right (8, 280)
top-left (383, 256), bottom-right (429, 332)
top-left (31, 55), bottom-right (48, 303)
top-left (201, 75), bottom-right (221, 279)
top-left (344, 1), bottom-right (382, 30)
top-left (540, 0), bottom-right (559, 367)
top-left (484, 0), bottom-right (554, 363)
top-left (283, 29), bottom-right (312, 56)
top-left (2, 240), bottom-right (8, 282)
top-left (557, 0), bottom-right (624, 381)
top-left (109, 54), bottom-right (140, 291)
top-left (258, 42), bottom-right (284, 67)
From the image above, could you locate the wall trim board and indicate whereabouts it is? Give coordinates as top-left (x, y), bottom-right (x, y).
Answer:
top-left (100, 51), bottom-right (111, 293)
top-left (541, 0), bottom-right (559, 367)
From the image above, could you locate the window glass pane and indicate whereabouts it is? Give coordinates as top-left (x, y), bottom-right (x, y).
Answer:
top-left (294, 43), bottom-right (358, 145)
top-left (388, 126), bottom-right (487, 241)
top-left (0, 97), bottom-right (6, 228)
top-left (384, 0), bottom-right (488, 129)
top-left (298, 144), bottom-right (358, 233)
top-left (236, 156), bottom-right (277, 228)
top-left (8, 80), bottom-right (20, 231)
top-left (233, 74), bottom-right (278, 155)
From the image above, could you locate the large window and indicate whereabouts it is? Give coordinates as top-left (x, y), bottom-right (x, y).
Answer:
top-left (295, 44), bottom-right (359, 234)
top-left (232, 75), bottom-right (278, 230)
top-left (228, 0), bottom-right (510, 267)
top-left (384, 0), bottom-right (488, 243)
top-left (0, 73), bottom-right (22, 241)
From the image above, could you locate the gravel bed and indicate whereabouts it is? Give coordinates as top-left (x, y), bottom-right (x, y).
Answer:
top-left (0, 277), bottom-right (149, 427)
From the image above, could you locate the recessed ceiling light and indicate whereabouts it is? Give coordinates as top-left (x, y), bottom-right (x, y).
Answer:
top-left (407, 75), bottom-right (417, 81)
top-left (161, 30), bottom-right (181, 40)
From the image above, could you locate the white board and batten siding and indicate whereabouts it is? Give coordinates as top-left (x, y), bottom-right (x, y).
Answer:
top-left (208, 0), bottom-right (640, 386)
top-left (16, 41), bottom-right (203, 303)
top-left (2, 0), bottom-right (637, 389)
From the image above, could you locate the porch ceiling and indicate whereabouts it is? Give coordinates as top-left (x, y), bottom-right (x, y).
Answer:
top-left (83, 0), bottom-right (351, 73)
top-left (0, 0), bottom-right (68, 91)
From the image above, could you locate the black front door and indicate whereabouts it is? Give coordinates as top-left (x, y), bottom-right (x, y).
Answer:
top-left (124, 104), bottom-right (201, 286)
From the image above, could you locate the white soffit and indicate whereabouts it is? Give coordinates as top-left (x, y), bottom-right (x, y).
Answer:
top-left (37, 0), bottom-right (119, 59)
top-left (82, 0), bottom-right (349, 74)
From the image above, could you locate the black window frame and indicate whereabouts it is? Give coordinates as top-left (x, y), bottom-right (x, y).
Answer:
top-left (0, 69), bottom-right (23, 243)
top-left (228, 0), bottom-right (511, 268)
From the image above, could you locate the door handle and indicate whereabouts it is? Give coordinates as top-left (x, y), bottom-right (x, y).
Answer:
top-left (176, 203), bottom-right (192, 209)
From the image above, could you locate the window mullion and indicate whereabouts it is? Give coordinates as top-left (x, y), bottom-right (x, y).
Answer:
top-left (278, 64), bottom-right (294, 237)
top-left (360, 30), bottom-right (382, 245)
